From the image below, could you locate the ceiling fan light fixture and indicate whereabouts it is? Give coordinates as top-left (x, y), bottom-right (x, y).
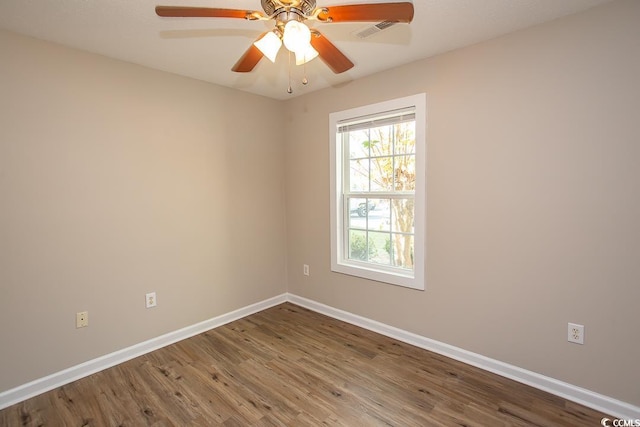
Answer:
top-left (156, 1), bottom-right (414, 77)
top-left (254, 31), bottom-right (282, 63)
top-left (295, 45), bottom-right (319, 65)
top-left (283, 20), bottom-right (311, 54)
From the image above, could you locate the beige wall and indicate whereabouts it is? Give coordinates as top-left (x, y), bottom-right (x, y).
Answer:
top-left (285, 0), bottom-right (640, 406)
top-left (1, 0), bottom-right (639, 409)
top-left (0, 30), bottom-right (287, 392)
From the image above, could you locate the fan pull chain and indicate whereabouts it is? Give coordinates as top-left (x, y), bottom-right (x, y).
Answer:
top-left (287, 51), bottom-right (293, 94)
top-left (302, 61), bottom-right (308, 85)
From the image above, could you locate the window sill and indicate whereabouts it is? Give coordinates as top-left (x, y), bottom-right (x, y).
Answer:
top-left (331, 261), bottom-right (424, 291)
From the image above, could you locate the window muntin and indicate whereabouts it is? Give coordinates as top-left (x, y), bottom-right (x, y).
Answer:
top-left (330, 94), bottom-right (426, 290)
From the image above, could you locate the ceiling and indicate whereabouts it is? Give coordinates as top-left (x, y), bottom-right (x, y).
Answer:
top-left (0, 0), bottom-right (612, 100)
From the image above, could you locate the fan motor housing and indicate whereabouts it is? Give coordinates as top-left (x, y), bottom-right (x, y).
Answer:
top-left (261, 0), bottom-right (317, 16)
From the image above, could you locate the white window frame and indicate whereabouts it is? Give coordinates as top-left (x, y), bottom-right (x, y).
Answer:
top-left (330, 93), bottom-right (426, 290)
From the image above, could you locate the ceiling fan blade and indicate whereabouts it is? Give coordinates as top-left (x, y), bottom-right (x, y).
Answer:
top-left (231, 34), bottom-right (267, 73)
top-left (310, 32), bottom-right (354, 74)
top-left (155, 6), bottom-right (261, 19)
top-left (318, 2), bottom-right (414, 23)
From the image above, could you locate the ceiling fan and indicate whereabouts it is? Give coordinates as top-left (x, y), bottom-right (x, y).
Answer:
top-left (155, 1), bottom-right (414, 76)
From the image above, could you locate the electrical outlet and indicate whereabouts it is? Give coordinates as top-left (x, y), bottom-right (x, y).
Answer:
top-left (303, 264), bottom-right (310, 276)
top-left (568, 323), bottom-right (584, 344)
top-left (145, 292), bottom-right (157, 309)
top-left (76, 311), bottom-right (89, 328)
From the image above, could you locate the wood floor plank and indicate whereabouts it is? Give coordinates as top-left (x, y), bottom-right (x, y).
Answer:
top-left (0, 303), bottom-right (612, 426)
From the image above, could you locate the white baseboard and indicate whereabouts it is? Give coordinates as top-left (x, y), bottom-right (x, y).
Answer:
top-left (0, 294), bottom-right (287, 410)
top-left (286, 293), bottom-right (640, 421)
top-left (3, 292), bottom-right (638, 421)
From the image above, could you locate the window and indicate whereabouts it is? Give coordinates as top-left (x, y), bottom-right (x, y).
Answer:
top-left (330, 94), bottom-right (426, 290)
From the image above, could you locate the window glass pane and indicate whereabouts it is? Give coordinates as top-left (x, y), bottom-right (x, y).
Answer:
top-left (369, 125), bottom-right (393, 157)
top-left (391, 234), bottom-right (414, 269)
top-left (394, 155), bottom-right (416, 191)
top-left (348, 197), bottom-right (368, 228)
top-left (394, 122), bottom-right (416, 155)
top-left (348, 130), bottom-right (369, 159)
top-left (369, 231), bottom-right (391, 265)
top-left (366, 198), bottom-right (390, 232)
top-left (370, 156), bottom-right (393, 192)
top-left (349, 229), bottom-right (369, 261)
top-left (391, 198), bottom-right (415, 233)
top-left (349, 158), bottom-right (369, 191)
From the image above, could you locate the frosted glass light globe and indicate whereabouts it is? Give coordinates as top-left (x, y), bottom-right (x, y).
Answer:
top-left (283, 20), bottom-right (311, 53)
top-left (254, 31), bottom-right (282, 63)
top-left (295, 45), bottom-right (319, 65)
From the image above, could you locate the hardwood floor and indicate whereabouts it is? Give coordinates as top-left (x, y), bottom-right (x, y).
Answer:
top-left (1, 303), bottom-right (609, 426)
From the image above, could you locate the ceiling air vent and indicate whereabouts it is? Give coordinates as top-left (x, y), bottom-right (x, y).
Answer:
top-left (352, 21), bottom-right (396, 39)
